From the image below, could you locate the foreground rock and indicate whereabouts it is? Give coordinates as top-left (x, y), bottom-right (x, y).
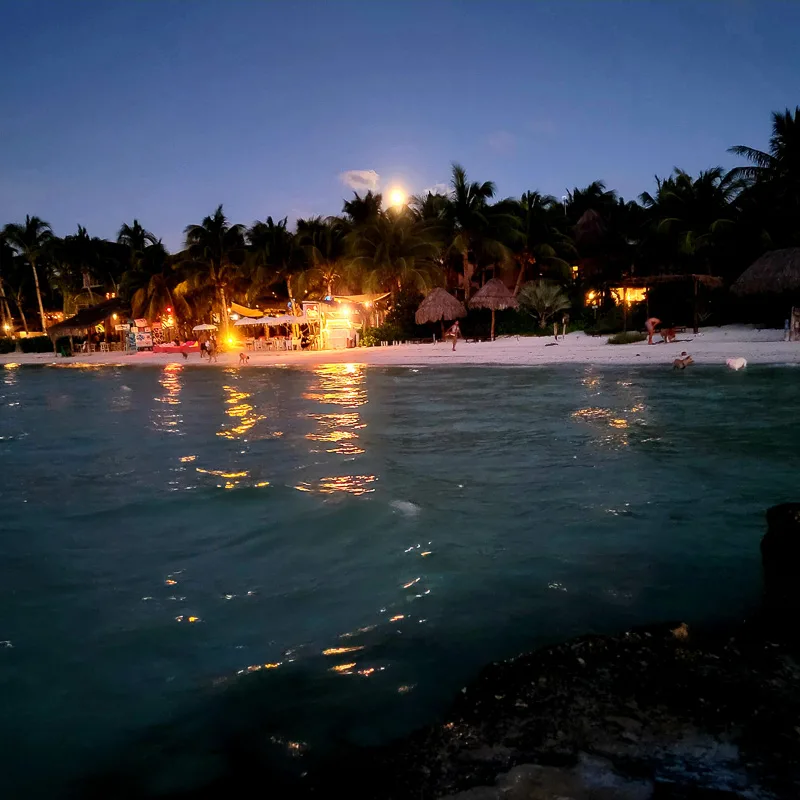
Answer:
top-left (310, 618), bottom-right (800, 799)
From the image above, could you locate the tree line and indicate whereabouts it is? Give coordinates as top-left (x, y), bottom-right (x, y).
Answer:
top-left (1, 106), bottom-right (799, 337)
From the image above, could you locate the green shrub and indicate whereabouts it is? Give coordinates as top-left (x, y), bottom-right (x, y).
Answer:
top-left (19, 336), bottom-right (57, 353)
top-left (361, 322), bottom-right (405, 346)
top-left (607, 331), bottom-right (647, 345)
top-left (0, 337), bottom-right (15, 354)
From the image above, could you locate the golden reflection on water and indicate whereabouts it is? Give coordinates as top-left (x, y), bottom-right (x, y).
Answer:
top-left (217, 379), bottom-right (265, 440)
top-left (152, 363), bottom-right (183, 433)
top-left (298, 363), bottom-right (375, 493)
top-left (303, 363), bottom-right (367, 408)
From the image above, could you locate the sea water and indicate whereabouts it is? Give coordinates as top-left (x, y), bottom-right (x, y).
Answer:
top-left (1, 362), bottom-right (798, 795)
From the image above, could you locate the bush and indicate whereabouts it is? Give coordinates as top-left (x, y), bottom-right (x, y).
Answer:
top-left (19, 336), bottom-right (57, 353)
top-left (607, 331), bottom-right (647, 345)
top-left (361, 322), bottom-right (405, 346)
top-left (0, 337), bottom-right (15, 354)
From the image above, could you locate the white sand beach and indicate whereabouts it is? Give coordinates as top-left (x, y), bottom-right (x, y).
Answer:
top-left (2, 325), bottom-right (798, 369)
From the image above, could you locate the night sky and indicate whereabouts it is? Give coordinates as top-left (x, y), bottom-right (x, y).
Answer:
top-left (1, 0), bottom-right (799, 250)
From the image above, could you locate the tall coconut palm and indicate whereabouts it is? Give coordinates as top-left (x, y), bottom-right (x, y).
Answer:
top-left (295, 216), bottom-right (347, 297)
top-left (640, 167), bottom-right (742, 272)
top-left (342, 191), bottom-right (383, 227)
top-left (246, 216), bottom-right (302, 311)
top-left (129, 243), bottom-right (182, 322)
top-left (348, 207), bottom-right (442, 297)
top-left (118, 220), bottom-right (158, 270)
top-left (445, 164), bottom-right (516, 300)
top-left (183, 205), bottom-right (246, 335)
top-left (508, 191), bottom-right (576, 294)
top-left (729, 107), bottom-right (800, 248)
top-left (2, 215), bottom-right (53, 331)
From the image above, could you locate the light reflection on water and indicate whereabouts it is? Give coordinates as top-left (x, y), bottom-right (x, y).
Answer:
top-left (2, 363), bottom-right (798, 795)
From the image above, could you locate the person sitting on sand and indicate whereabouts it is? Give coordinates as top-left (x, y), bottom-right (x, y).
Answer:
top-left (645, 317), bottom-right (661, 345)
top-left (673, 351), bottom-right (694, 369)
top-left (445, 320), bottom-right (460, 352)
top-left (238, 352), bottom-right (250, 365)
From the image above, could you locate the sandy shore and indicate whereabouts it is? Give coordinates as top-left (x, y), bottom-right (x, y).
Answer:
top-left (2, 325), bottom-right (798, 369)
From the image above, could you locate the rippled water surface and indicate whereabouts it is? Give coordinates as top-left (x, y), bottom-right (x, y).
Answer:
top-left (1, 362), bottom-right (798, 795)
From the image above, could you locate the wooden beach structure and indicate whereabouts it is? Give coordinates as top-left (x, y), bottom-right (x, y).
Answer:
top-left (468, 278), bottom-right (519, 341)
top-left (46, 297), bottom-right (128, 354)
top-left (732, 248), bottom-right (800, 341)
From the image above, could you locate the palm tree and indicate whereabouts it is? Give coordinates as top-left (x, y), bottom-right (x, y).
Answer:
top-left (729, 107), bottom-right (800, 182)
top-left (246, 215), bottom-right (302, 311)
top-left (508, 191), bottom-right (576, 295)
top-left (129, 243), bottom-right (181, 321)
top-left (729, 107), bottom-right (800, 248)
top-left (118, 220), bottom-right (158, 270)
top-left (348, 207), bottom-right (442, 298)
top-left (295, 216), bottom-right (347, 297)
top-left (342, 191), bottom-right (383, 227)
top-left (183, 205), bottom-right (246, 335)
top-left (3, 215), bottom-right (53, 331)
top-left (446, 164), bottom-right (516, 300)
top-left (640, 167), bottom-right (742, 273)
top-left (518, 280), bottom-right (571, 328)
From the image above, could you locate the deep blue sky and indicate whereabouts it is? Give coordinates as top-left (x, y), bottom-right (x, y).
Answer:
top-left (1, 0), bottom-right (798, 251)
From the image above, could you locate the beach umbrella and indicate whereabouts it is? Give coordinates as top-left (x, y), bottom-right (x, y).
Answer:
top-left (192, 323), bottom-right (217, 331)
top-left (732, 248), bottom-right (800, 296)
top-left (234, 317), bottom-right (260, 327)
top-left (468, 278), bottom-right (519, 340)
top-left (415, 288), bottom-right (466, 337)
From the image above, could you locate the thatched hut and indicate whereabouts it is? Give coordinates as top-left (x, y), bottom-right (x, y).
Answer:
top-left (415, 288), bottom-right (466, 337)
top-left (47, 297), bottom-right (127, 353)
top-left (468, 278), bottom-right (519, 340)
top-left (732, 248), bottom-right (800, 296)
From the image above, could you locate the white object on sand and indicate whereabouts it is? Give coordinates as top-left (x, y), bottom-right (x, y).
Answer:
top-left (726, 357), bottom-right (747, 371)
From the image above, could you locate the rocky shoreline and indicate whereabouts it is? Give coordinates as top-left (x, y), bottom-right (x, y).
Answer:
top-left (302, 506), bottom-right (800, 799)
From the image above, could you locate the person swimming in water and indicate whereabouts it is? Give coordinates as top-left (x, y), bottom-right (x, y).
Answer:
top-left (673, 351), bottom-right (694, 369)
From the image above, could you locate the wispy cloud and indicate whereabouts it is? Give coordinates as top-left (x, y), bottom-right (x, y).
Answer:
top-left (423, 182), bottom-right (451, 196)
top-left (340, 169), bottom-right (380, 192)
top-left (487, 130), bottom-right (517, 155)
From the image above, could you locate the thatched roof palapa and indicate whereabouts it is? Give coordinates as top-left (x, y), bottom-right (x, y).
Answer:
top-left (468, 278), bottom-right (519, 340)
top-left (47, 298), bottom-right (127, 338)
top-left (415, 288), bottom-right (466, 325)
top-left (732, 248), bottom-right (800, 296)
top-left (468, 278), bottom-right (519, 311)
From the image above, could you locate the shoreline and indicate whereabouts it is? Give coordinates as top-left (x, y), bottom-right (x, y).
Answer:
top-left (3, 325), bottom-right (800, 369)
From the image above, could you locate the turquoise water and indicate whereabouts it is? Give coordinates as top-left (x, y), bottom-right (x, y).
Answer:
top-left (1, 362), bottom-right (797, 795)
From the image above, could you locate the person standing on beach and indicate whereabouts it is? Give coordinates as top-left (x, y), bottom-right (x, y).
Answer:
top-left (209, 335), bottom-right (218, 363)
top-left (445, 320), bottom-right (460, 351)
top-left (645, 317), bottom-right (661, 345)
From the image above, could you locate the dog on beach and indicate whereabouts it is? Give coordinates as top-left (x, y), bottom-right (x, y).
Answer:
top-left (239, 352), bottom-right (250, 365)
top-left (673, 351), bottom-right (694, 369)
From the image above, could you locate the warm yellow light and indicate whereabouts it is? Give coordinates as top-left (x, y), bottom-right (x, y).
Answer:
top-left (389, 188), bottom-right (406, 207)
top-left (112, 313), bottom-right (118, 320)
top-left (2, 324), bottom-right (10, 332)
top-left (227, 337), bottom-right (235, 345)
